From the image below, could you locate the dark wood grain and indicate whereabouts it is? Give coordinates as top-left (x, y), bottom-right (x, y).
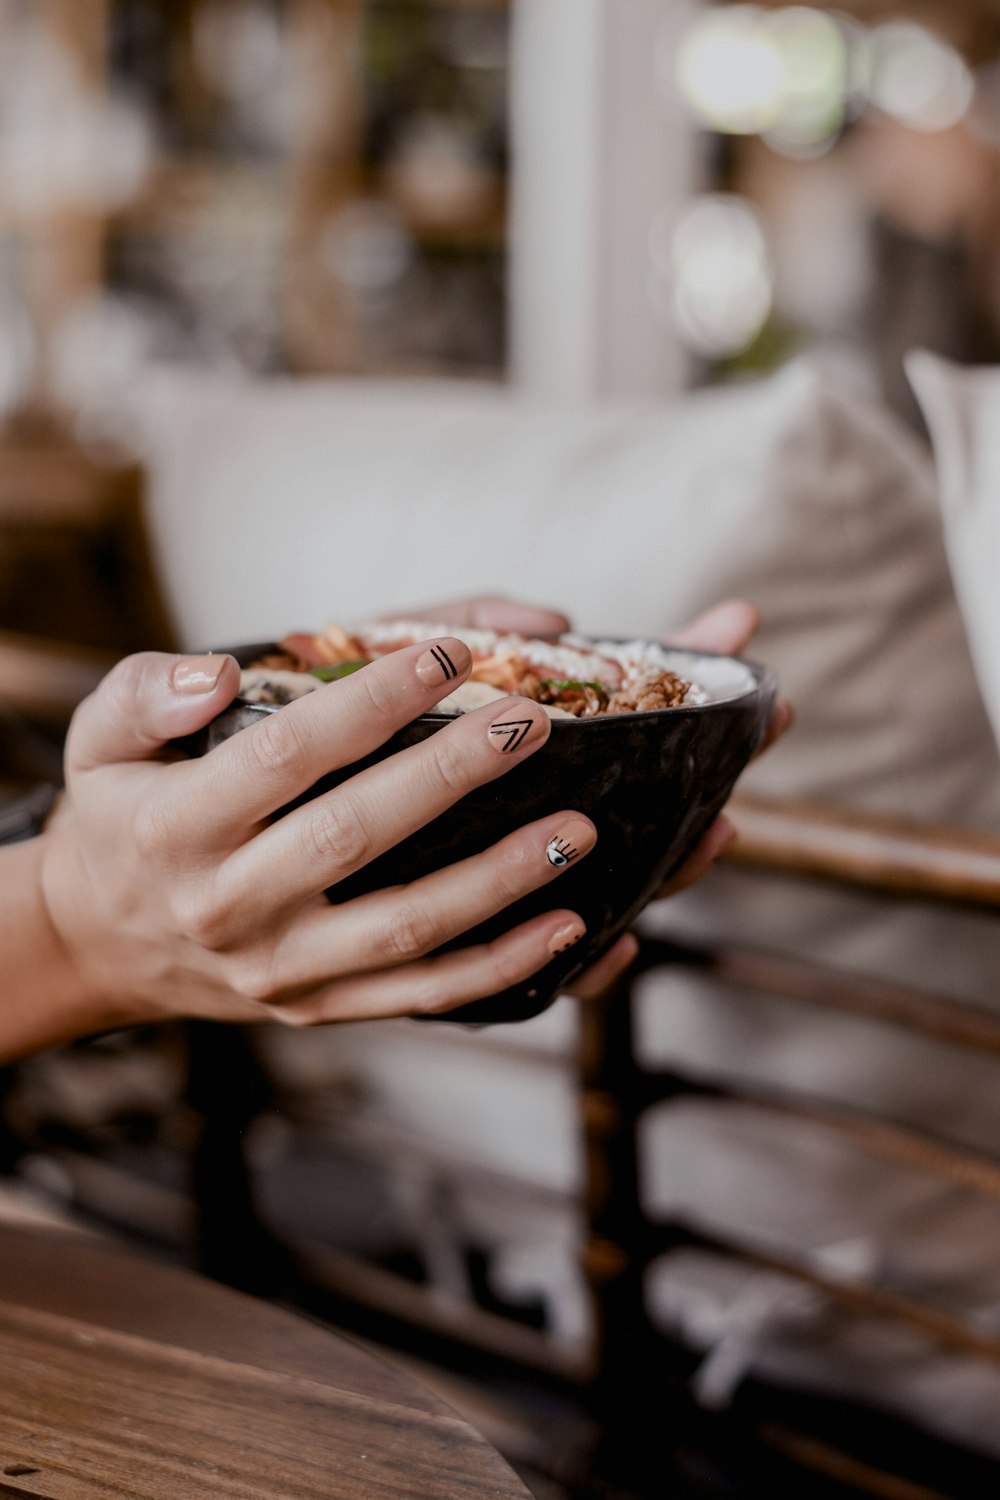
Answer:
top-left (0, 1227), bottom-right (531, 1500)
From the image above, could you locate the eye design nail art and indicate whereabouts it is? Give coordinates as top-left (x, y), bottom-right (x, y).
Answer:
top-left (429, 644), bottom-right (458, 682)
top-left (488, 718), bottom-right (534, 752)
top-left (546, 836), bottom-right (579, 868)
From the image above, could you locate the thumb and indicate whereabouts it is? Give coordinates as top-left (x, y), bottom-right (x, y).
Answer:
top-left (67, 652), bottom-right (240, 774)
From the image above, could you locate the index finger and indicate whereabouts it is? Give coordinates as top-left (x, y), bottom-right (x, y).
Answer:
top-left (171, 636), bottom-right (474, 846)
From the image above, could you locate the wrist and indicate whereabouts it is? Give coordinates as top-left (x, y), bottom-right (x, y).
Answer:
top-left (1, 832), bottom-right (139, 1062)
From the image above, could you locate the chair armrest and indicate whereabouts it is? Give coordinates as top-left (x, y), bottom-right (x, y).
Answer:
top-left (0, 631), bottom-right (117, 721)
top-left (725, 793), bottom-right (1000, 910)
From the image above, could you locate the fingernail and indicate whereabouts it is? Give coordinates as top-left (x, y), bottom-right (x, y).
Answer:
top-left (714, 815), bottom-right (738, 854)
top-left (487, 704), bottom-right (547, 755)
top-left (545, 817), bottom-right (597, 870)
top-left (549, 920), bottom-right (586, 957)
top-left (173, 655), bottom-right (226, 694)
top-left (416, 638), bottom-right (471, 689)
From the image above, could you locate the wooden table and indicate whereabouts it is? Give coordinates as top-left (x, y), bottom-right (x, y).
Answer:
top-left (0, 1226), bottom-right (533, 1499)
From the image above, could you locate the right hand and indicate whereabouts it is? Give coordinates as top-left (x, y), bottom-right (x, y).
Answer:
top-left (39, 639), bottom-right (595, 1033)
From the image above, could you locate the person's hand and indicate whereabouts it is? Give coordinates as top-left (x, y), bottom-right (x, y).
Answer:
top-left (411, 596), bottom-right (794, 999)
top-left (33, 640), bottom-right (598, 1048)
top-left (387, 594), bottom-right (573, 639)
top-left (650, 597), bottom-right (793, 892)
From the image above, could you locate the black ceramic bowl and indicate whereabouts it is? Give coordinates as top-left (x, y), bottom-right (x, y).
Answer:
top-left (191, 641), bottom-right (777, 1025)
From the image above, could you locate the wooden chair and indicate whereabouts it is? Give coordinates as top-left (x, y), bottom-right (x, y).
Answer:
top-left (578, 797), bottom-right (1000, 1498)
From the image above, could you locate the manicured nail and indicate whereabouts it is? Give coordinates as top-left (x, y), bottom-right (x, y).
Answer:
top-left (487, 705), bottom-right (547, 755)
top-left (774, 701), bottom-right (795, 735)
top-left (549, 920), bottom-right (586, 957)
top-left (172, 655), bottom-right (226, 694)
top-left (545, 818), bottom-right (597, 870)
top-left (415, 637), bottom-right (470, 689)
top-left (710, 815), bottom-right (738, 854)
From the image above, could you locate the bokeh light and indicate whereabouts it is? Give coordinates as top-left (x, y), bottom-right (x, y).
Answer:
top-left (761, 8), bottom-right (849, 155)
top-left (672, 4), bottom-right (851, 151)
top-left (321, 200), bottom-right (415, 294)
top-left (868, 23), bottom-right (973, 133)
top-left (672, 8), bottom-right (973, 148)
top-left (651, 195), bottom-right (774, 359)
top-left (672, 7), bottom-right (786, 136)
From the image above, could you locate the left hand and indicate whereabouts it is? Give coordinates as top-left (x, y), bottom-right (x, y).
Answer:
top-left (410, 595), bottom-right (794, 1000)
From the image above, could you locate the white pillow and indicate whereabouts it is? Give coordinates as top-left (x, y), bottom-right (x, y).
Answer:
top-left (906, 349), bottom-right (1000, 753)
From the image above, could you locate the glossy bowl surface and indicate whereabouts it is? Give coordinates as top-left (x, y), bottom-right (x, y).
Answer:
top-left (191, 642), bottom-right (777, 1025)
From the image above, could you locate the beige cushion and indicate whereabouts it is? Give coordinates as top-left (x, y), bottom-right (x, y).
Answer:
top-left (907, 349), bottom-right (1000, 752)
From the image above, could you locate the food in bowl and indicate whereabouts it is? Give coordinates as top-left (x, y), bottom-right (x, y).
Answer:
top-left (237, 618), bottom-right (709, 717)
top-left (193, 624), bottom-right (777, 1026)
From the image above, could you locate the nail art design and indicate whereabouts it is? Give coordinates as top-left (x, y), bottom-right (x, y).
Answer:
top-left (416, 639), bottom-right (470, 688)
top-left (429, 643), bottom-right (459, 682)
top-left (546, 836), bottom-right (579, 868)
top-left (549, 921), bottom-right (586, 956)
top-left (488, 718), bottom-right (535, 752)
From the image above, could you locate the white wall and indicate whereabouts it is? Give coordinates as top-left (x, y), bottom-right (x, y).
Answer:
top-left (509, 0), bottom-right (700, 398)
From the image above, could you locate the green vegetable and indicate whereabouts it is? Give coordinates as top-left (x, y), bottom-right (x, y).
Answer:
top-left (310, 660), bottom-right (366, 682)
top-left (540, 678), bottom-right (608, 696)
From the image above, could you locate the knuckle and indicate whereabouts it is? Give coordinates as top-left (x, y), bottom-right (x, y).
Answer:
top-left (382, 902), bottom-right (437, 963)
top-left (174, 887), bottom-right (235, 951)
top-left (271, 1005), bottom-right (309, 1028)
top-left (226, 952), bottom-right (279, 1004)
top-left (304, 796), bottom-right (370, 873)
top-left (428, 733), bottom-right (471, 798)
top-left (240, 712), bottom-right (308, 783)
top-left (132, 800), bottom-right (174, 860)
top-left (67, 652), bottom-right (170, 769)
top-left (271, 1001), bottom-right (318, 1029)
top-left (494, 837), bottom-right (535, 897)
top-left (68, 661), bottom-right (132, 751)
top-left (488, 939), bottom-right (529, 993)
top-left (408, 975), bottom-right (454, 1016)
top-left (101, 652), bottom-right (150, 710)
top-left (355, 662), bottom-right (397, 720)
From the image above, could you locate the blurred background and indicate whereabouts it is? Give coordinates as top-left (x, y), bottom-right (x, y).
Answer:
top-left (5, 4), bottom-right (1000, 1500)
top-left (0, 0), bottom-right (996, 425)
top-left (5, 0), bottom-right (1000, 773)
